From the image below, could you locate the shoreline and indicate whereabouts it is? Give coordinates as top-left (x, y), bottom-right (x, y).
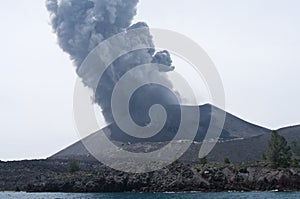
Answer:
top-left (1, 159), bottom-right (300, 193)
top-left (1, 190), bottom-right (300, 194)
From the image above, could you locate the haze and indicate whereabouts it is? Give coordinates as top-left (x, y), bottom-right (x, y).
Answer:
top-left (0, 0), bottom-right (299, 160)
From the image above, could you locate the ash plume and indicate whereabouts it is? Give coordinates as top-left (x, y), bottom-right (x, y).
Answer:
top-left (46, 0), bottom-right (178, 125)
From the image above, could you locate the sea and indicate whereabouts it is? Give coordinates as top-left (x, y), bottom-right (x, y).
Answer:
top-left (0, 192), bottom-right (299, 199)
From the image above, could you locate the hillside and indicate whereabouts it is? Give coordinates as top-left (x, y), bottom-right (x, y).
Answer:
top-left (205, 125), bottom-right (300, 163)
top-left (50, 104), bottom-right (274, 163)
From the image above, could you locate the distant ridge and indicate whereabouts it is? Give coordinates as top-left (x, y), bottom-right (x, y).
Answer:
top-left (205, 125), bottom-right (300, 162)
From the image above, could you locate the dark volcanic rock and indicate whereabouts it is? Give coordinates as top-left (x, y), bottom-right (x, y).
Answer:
top-left (1, 160), bottom-right (300, 192)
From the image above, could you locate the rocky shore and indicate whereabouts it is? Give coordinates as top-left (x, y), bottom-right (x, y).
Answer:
top-left (0, 159), bottom-right (299, 192)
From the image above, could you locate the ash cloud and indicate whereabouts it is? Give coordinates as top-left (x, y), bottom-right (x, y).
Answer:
top-left (46, 0), bottom-right (178, 124)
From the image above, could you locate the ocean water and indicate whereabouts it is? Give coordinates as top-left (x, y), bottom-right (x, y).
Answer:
top-left (0, 192), bottom-right (299, 199)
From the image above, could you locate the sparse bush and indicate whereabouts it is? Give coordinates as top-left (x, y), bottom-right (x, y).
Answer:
top-left (291, 140), bottom-right (300, 156)
top-left (290, 157), bottom-right (299, 168)
top-left (224, 157), bottom-right (230, 164)
top-left (67, 160), bottom-right (80, 173)
top-left (261, 153), bottom-right (267, 160)
top-left (200, 156), bottom-right (207, 165)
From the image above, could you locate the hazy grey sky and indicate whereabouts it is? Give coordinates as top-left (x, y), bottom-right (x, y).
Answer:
top-left (0, 0), bottom-right (299, 160)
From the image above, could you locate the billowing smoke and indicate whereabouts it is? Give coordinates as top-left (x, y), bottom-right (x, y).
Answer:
top-left (46, 0), bottom-right (178, 125)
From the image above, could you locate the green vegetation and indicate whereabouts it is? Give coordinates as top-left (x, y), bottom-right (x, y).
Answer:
top-left (224, 157), bottom-right (230, 164)
top-left (67, 160), bottom-right (80, 173)
top-left (192, 156), bottom-right (208, 169)
top-left (199, 156), bottom-right (207, 165)
top-left (261, 153), bottom-right (267, 160)
top-left (291, 140), bottom-right (300, 156)
top-left (290, 157), bottom-right (299, 168)
top-left (266, 131), bottom-right (292, 168)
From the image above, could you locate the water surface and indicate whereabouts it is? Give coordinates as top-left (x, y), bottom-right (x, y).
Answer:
top-left (1, 191), bottom-right (299, 199)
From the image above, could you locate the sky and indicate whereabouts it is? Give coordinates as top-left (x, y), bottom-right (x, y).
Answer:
top-left (0, 0), bottom-right (299, 161)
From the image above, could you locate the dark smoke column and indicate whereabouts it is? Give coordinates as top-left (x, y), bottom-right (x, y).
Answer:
top-left (46, 0), bottom-right (178, 129)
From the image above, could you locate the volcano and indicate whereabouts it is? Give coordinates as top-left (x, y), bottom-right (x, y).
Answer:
top-left (49, 104), bottom-right (292, 163)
